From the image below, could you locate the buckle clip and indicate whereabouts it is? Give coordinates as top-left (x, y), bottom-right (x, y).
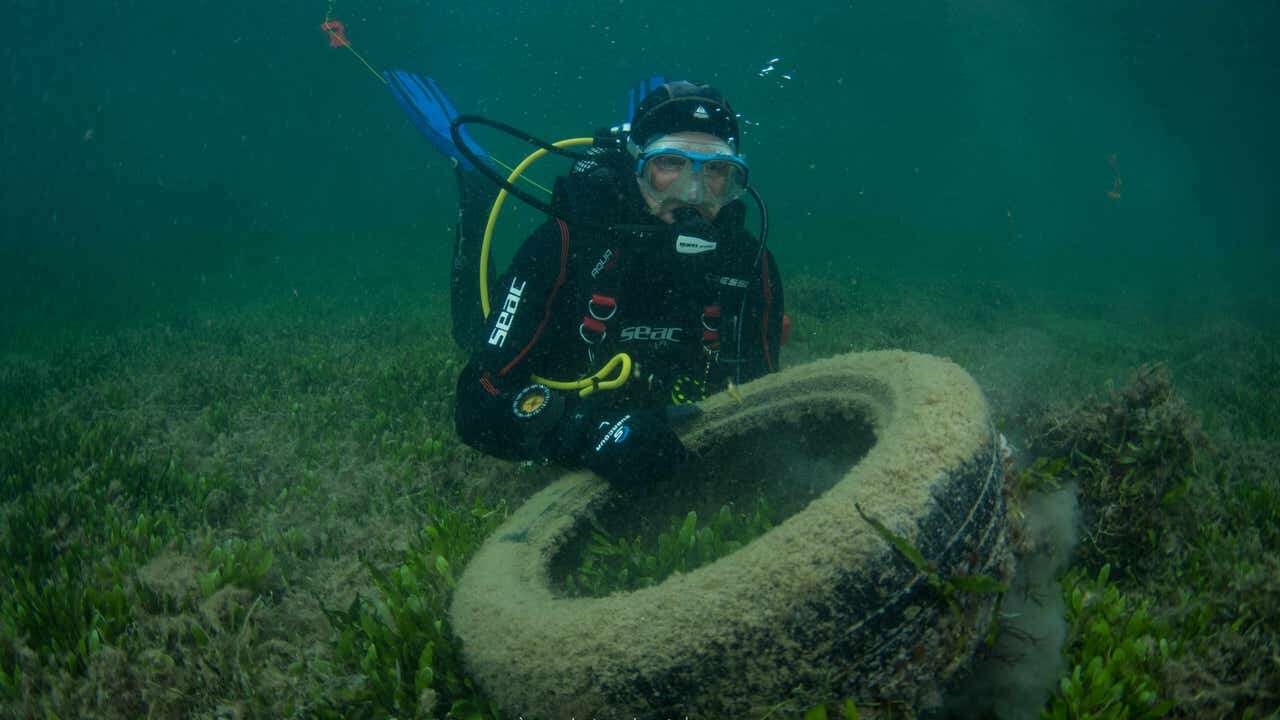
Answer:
top-left (580, 316), bottom-right (607, 345)
top-left (701, 304), bottom-right (721, 332)
top-left (589, 294), bottom-right (618, 321)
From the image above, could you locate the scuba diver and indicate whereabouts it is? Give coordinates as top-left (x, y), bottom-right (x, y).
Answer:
top-left (384, 73), bottom-right (785, 487)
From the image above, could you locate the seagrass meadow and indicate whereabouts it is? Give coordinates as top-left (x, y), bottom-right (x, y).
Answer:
top-left (2, 247), bottom-right (1278, 718)
top-left (4, 0), bottom-right (1279, 716)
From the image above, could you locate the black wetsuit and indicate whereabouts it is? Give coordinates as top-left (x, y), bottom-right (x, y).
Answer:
top-left (451, 151), bottom-right (784, 480)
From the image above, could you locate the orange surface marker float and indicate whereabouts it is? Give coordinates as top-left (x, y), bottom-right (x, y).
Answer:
top-left (321, 19), bottom-right (349, 47)
top-left (321, 2), bottom-right (386, 84)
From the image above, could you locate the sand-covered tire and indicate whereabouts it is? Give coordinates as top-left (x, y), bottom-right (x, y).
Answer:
top-left (451, 350), bottom-right (1011, 717)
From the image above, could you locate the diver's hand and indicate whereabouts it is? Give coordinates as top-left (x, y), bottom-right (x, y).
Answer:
top-left (578, 411), bottom-right (688, 487)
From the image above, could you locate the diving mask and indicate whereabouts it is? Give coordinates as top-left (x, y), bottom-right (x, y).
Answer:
top-left (635, 137), bottom-right (749, 209)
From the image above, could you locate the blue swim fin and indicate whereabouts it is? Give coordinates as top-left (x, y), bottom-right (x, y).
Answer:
top-left (384, 70), bottom-right (489, 171)
top-left (623, 74), bottom-right (666, 126)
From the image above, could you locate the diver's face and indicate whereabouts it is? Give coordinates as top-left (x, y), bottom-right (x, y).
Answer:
top-left (637, 132), bottom-right (732, 223)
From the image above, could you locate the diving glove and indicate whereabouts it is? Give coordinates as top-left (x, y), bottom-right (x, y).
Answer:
top-left (574, 410), bottom-right (688, 487)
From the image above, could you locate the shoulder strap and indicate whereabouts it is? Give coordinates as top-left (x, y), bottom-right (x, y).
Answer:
top-left (547, 158), bottom-right (629, 351)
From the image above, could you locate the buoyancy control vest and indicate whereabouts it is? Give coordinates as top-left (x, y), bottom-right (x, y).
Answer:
top-left (548, 151), bottom-right (766, 409)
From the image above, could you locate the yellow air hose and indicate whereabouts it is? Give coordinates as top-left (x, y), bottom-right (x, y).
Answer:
top-left (318, 24), bottom-right (625, 398)
top-left (479, 138), bottom-right (632, 398)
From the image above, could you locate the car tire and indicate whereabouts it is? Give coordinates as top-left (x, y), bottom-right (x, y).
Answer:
top-left (451, 350), bottom-right (1012, 717)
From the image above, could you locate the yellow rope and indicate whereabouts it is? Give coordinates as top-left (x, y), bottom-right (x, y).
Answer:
top-left (319, 7), bottom-right (625, 397)
top-left (342, 42), bottom-right (387, 84)
top-left (323, 0), bottom-right (386, 85)
top-left (489, 155), bottom-right (552, 195)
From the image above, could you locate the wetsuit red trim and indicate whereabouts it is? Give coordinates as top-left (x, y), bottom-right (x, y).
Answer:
top-left (499, 219), bottom-right (570, 377)
top-left (760, 252), bottom-right (776, 373)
